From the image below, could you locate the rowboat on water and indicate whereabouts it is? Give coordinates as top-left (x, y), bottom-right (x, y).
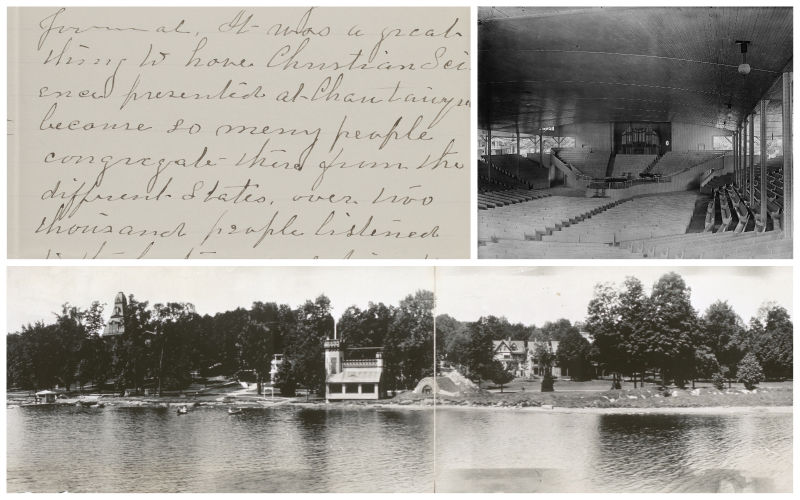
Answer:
top-left (177, 406), bottom-right (189, 415)
top-left (228, 407), bottom-right (243, 415)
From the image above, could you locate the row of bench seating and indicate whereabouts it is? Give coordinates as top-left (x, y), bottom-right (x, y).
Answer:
top-left (478, 240), bottom-right (646, 259)
top-left (478, 196), bottom-right (622, 243)
top-left (479, 157), bottom-right (532, 190)
top-left (478, 189), bottom-right (552, 210)
top-left (617, 230), bottom-right (791, 259)
top-left (554, 149), bottom-right (611, 179)
top-left (648, 151), bottom-right (725, 176)
top-left (540, 192), bottom-right (697, 244)
top-left (612, 154), bottom-right (657, 177)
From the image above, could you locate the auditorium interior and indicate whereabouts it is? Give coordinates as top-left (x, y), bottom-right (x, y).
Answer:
top-left (478, 7), bottom-right (792, 259)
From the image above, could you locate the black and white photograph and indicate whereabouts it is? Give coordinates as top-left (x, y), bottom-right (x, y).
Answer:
top-left (5, 266), bottom-right (793, 493)
top-left (3, 3), bottom-right (798, 498)
top-left (432, 266), bottom-right (792, 492)
top-left (478, 7), bottom-right (792, 259)
top-left (6, 267), bottom-right (437, 493)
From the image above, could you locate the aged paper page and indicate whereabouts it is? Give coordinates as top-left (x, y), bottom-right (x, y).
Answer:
top-left (8, 7), bottom-right (470, 259)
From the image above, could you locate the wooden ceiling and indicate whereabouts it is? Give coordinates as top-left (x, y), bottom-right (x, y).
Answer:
top-left (479, 7), bottom-right (793, 137)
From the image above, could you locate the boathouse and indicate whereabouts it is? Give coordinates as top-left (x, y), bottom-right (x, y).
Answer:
top-left (35, 390), bottom-right (58, 404)
top-left (324, 336), bottom-right (385, 402)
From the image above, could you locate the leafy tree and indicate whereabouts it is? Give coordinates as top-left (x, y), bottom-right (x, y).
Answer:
top-left (691, 346), bottom-right (720, 389)
top-left (12, 322), bottom-right (61, 391)
top-left (489, 360), bottom-right (514, 392)
top-left (484, 315), bottom-right (514, 341)
top-left (239, 302), bottom-right (281, 394)
top-left (53, 303), bottom-right (89, 391)
top-left (110, 295), bottom-right (153, 395)
top-left (555, 326), bottom-right (591, 381)
top-left (616, 277), bottom-right (651, 387)
top-left (153, 302), bottom-right (203, 393)
top-left (541, 318), bottom-right (579, 342)
top-left (508, 322), bottom-right (534, 342)
top-left (711, 371), bottom-right (726, 391)
top-left (755, 303), bottom-right (793, 379)
top-left (701, 300), bottom-right (745, 386)
top-left (642, 273), bottom-right (698, 388)
top-left (541, 372), bottom-right (556, 392)
top-left (527, 326), bottom-right (547, 343)
top-left (737, 352), bottom-right (765, 390)
top-left (7, 331), bottom-right (37, 391)
top-left (435, 313), bottom-right (468, 366)
top-left (273, 358), bottom-right (297, 396)
top-left (384, 290), bottom-right (434, 391)
top-left (533, 342), bottom-right (555, 376)
top-left (585, 282), bottom-right (625, 383)
top-left (283, 294), bottom-right (334, 396)
top-left (461, 318), bottom-right (495, 387)
top-left (78, 301), bottom-right (111, 391)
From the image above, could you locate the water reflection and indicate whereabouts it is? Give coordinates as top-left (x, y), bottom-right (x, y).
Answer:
top-left (7, 406), bottom-right (434, 493)
top-left (434, 410), bottom-right (792, 493)
top-left (8, 405), bottom-right (790, 493)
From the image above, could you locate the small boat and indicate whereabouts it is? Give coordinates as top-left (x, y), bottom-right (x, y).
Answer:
top-left (228, 407), bottom-right (243, 415)
top-left (177, 406), bottom-right (188, 415)
top-left (96, 403), bottom-right (106, 408)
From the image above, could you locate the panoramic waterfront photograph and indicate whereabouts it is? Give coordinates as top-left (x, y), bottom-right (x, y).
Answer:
top-left (432, 266), bottom-right (793, 493)
top-left (5, 266), bottom-right (794, 493)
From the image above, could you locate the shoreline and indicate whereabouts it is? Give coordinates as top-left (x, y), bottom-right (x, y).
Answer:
top-left (411, 404), bottom-right (793, 415)
top-left (8, 399), bottom-right (791, 415)
top-left (293, 401), bottom-right (793, 415)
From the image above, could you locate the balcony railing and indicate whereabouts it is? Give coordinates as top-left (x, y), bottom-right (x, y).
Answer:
top-left (342, 359), bottom-right (378, 368)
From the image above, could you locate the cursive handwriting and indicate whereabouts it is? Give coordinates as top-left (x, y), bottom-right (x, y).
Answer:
top-left (11, 6), bottom-right (470, 259)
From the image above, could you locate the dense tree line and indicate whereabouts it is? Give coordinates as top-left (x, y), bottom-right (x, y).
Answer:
top-left (585, 272), bottom-right (792, 389)
top-left (7, 290), bottom-right (435, 395)
top-left (436, 272), bottom-right (791, 390)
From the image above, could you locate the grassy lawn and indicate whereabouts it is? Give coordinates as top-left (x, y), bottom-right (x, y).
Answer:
top-left (393, 377), bottom-right (792, 409)
top-left (484, 377), bottom-right (794, 394)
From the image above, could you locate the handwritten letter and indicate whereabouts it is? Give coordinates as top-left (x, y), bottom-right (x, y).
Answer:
top-left (8, 7), bottom-right (470, 258)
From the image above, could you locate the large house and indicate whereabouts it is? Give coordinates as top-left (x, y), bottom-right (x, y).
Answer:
top-left (492, 339), bottom-right (527, 374)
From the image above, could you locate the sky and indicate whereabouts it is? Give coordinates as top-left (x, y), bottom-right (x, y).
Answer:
top-left (6, 267), bottom-right (433, 331)
top-left (6, 266), bottom-right (792, 332)
top-left (434, 266), bottom-right (792, 327)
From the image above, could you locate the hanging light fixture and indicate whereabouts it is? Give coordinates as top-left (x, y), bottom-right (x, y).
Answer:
top-left (735, 40), bottom-right (751, 78)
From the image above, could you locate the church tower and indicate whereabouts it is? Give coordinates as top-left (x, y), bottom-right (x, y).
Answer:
top-left (102, 292), bottom-right (127, 337)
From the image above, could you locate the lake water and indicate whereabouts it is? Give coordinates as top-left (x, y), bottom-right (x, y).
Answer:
top-left (7, 405), bottom-right (433, 493)
top-left (435, 408), bottom-right (793, 493)
top-left (7, 405), bottom-right (792, 493)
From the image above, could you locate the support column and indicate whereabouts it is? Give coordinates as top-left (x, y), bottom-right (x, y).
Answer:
top-left (749, 114), bottom-right (755, 207)
top-left (783, 72), bottom-right (793, 239)
top-left (739, 126), bottom-right (744, 186)
top-left (736, 131), bottom-right (741, 182)
top-left (516, 132), bottom-right (521, 178)
top-left (487, 128), bottom-right (492, 181)
top-left (760, 100), bottom-right (768, 228)
top-left (731, 128), bottom-right (739, 183)
top-left (539, 129), bottom-right (544, 172)
top-left (742, 120), bottom-right (747, 191)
